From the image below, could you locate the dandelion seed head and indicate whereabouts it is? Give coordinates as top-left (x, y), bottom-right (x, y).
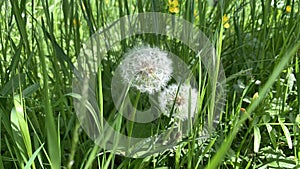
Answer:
top-left (120, 46), bottom-right (173, 94)
top-left (159, 84), bottom-right (198, 120)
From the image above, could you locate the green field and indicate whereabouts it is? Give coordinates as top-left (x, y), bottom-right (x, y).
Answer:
top-left (0, 0), bottom-right (300, 168)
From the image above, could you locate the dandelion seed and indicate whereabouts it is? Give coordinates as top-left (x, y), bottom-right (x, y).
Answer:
top-left (120, 46), bottom-right (173, 94)
top-left (159, 84), bottom-right (198, 121)
top-left (168, 0), bottom-right (179, 14)
top-left (286, 5), bottom-right (292, 13)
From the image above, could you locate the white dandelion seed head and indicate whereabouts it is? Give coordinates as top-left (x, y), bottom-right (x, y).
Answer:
top-left (120, 46), bottom-right (173, 94)
top-left (159, 83), bottom-right (198, 121)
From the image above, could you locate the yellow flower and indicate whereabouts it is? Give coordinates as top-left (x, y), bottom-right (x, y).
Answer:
top-left (194, 11), bottom-right (199, 21)
top-left (223, 23), bottom-right (230, 29)
top-left (168, 0), bottom-right (179, 13)
top-left (252, 92), bottom-right (259, 100)
top-left (286, 5), bottom-right (292, 13)
top-left (222, 14), bottom-right (229, 23)
top-left (169, 7), bottom-right (179, 13)
top-left (222, 14), bottom-right (230, 28)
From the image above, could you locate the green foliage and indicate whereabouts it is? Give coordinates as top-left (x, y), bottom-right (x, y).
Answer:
top-left (0, 0), bottom-right (299, 168)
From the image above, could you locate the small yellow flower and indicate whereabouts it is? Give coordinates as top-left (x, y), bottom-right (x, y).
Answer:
top-left (168, 0), bottom-right (179, 14)
top-left (169, 7), bottom-right (179, 13)
top-left (222, 14), bottom-right (229, 23)
top-left (222, 14), bottom-right (230, 28)
top-left (252, 92), bottom-right (259, 100)
top-left (194, 11), bottom-right (199, 21)
top-left (286, 5), bottom-right (292, 13)
top-left (223, 23), bottom-right (230, 29)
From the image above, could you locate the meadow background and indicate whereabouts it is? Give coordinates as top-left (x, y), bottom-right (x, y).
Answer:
top-left (0, 0), bottom-right (300, 168)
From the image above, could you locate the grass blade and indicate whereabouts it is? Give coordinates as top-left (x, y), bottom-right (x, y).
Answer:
top-left (280, 123), bottom-right (293, 149)
top-left (253, 126), bottom-right (261, 153)
top-left (24, 143), bottom-right (44, 169)
top-left (37, 28), bottom-right (61, 169)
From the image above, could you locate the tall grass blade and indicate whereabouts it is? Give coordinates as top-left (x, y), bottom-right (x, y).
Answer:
top-left (37, 29), bottom-right (61, 169)
top-left (24, 143), bottom-right (44, 169)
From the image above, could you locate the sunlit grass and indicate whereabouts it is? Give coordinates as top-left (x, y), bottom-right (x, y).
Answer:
top-left (0, 0), bottom-right (299, 168)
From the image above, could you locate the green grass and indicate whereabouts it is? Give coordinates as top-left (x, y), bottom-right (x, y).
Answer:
top-left (0, 0), bottom-right (300, 168)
